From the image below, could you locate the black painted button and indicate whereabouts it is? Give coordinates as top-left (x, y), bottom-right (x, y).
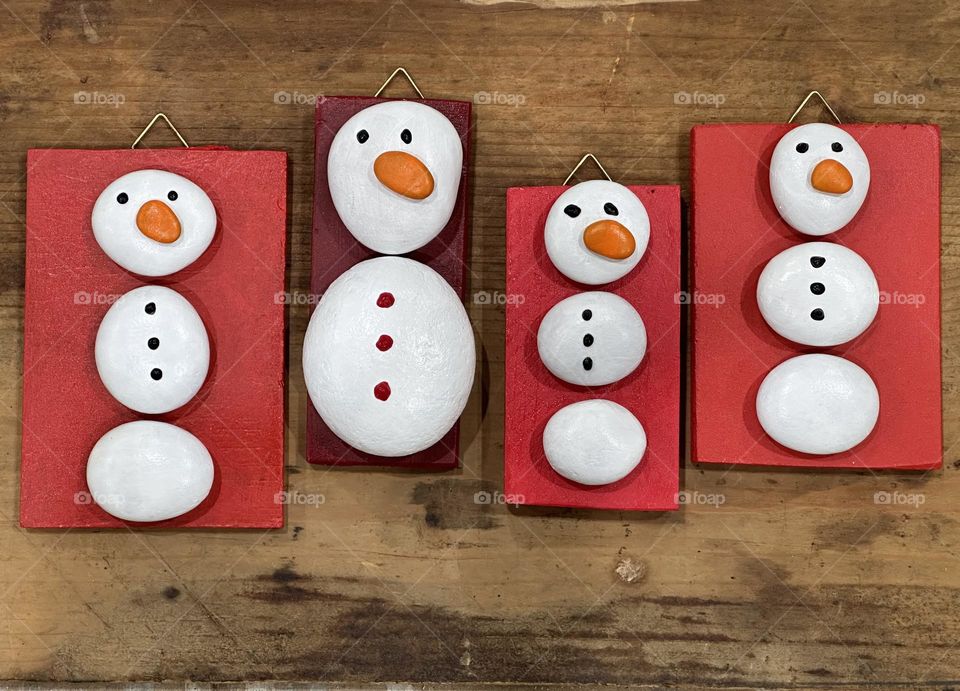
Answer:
top-left (811, 308), bottom-right (825, 321)
top-left (582, 357), bottom-right (593, 371)
top-left (582, 309), bottom-right (592, 321)
top-left (810, 256), bottom-right (826, 268)
top-left (150, 368), bottom-right (163, 380)
top-left (810, 282), bottom-right (825, 295)
top-left (583, 333), bottom-right (594, 347)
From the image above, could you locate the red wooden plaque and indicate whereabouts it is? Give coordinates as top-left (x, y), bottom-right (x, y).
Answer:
top-left (307, 96), bottom-right (471, 469)
top-left (504, 185), bottom-right (681, 510)
top-left (690, 124), bottom-right (941, 469)
top-left (21, 147), bottom-right (287, 527)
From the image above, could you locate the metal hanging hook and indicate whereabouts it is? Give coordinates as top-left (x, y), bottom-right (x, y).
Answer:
top-left (787, 90), bottom-right (842, 125)
top-left (562, 153), bottom-right (613, 186)
top-left (374, 67), bottom-right (424, 99)
top-left (131, 113), bottom-right (189, 149)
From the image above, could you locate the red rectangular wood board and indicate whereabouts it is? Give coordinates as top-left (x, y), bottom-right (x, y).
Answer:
top-left (690, 123), bottom-right (941, 469)
top-left (307, 96), bottom-right (471, 469)
top-left (504, 185), bottom-right (681, 510)
top-left (21, 147), bottom-right (287, 528)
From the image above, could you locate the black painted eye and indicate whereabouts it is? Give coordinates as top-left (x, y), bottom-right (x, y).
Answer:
top-left (832, 142), bottom-right (843, 152)
top-left (796, 143), bottom-right (809, 153)
top-left (147, 337), bottom-right (159, 350)
top-left (564, 204), bottom-right (581, 218)
top-left (144, 302), bottom-right (156, 315)
top-left (167, 190), bottom-right (178, 201)
top-left (401, 129), bottom-right (412, 144)
top-left (116, 192), bottom-right (128, 204)
top-left (810, 256), bottom-right (826, 268)
top-left (604, 202), bottom-right (619, 216)
top-left (356, 129), bottom-right (369, 143)
top-left (150, 368), bottom-right (163, 381)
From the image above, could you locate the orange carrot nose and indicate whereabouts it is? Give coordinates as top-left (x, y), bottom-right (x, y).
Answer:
top-left (811, 159), bottom-right (853, 194)
top-left (583, 219), bottom-right (636, 260)
top-left (374, 151), bottom-right (434, 200)
top-left (136, 200), bottom-right (181, 243)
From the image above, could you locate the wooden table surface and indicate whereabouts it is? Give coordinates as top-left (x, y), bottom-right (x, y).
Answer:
top-left (1, 0), bottom-right (957, 687)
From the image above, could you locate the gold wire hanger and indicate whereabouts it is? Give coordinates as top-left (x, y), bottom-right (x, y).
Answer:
top-left (562, 153), bottom-right (613, 186)
top-left (131, 113), bottom-right (189, 149)
top-left (788, 90), bottom-right (842, 124)
top-left (374, 67), bottom-right (424, 99)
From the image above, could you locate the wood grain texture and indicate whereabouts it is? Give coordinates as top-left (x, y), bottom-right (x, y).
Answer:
top-left (0, 0), bottom-right (958, 686)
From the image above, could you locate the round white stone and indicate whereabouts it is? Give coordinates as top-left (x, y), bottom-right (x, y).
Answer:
top-left (86, 420), bottom-right (214, 522)
top-left (327, 100), bottom-right (463, 254)
top-left (543, 400), bottom-right (646, 485)
top-left (95, 285), bottom-right (210, 414)
top-left (92, 169), bottom-right (217, 276)
top-left (303, 256), bottom-right (475, 457)
top-left (544, 179), bottom-right (650, 285)
top-left (537, 291), bottom-right (646, 386)
top-left (757, 241), bottom-right (879, 347)
top-left (756, 354), bottom-right (879, 455)
top-left (769, 123), bottom-right (870, 236)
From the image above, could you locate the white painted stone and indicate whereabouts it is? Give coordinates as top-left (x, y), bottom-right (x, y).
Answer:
top-left (95, 285), bottom-right (210, 414)
top-left (769, 123), bottom-right (870, 236)
top-left (86, 420), bottom-right (214, 522)
top-left (757, 241), bottom-right (879, 347)
top-left (537, 291), bottom-right (646, 386)
top-left (92, 169), bottom-right (217, 276)
top-left (327, 100), bottom-right (463, 254)
top-left (544, 179), bottom-right (649, 285)
top-left (543, 399), bottom-right (646, 485)
top-left (303, 256), bottom-right (475, 457)
top-left (756, 354), bottom-right (879, 455)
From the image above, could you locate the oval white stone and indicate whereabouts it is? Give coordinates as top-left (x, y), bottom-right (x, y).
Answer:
top-left (756, 354), bottom-right (879, 455)
top-left (92, 169), bottom-right (217, 276)
top-left (544, 179), bottom-right (650, 285)
top-left (543, 399), bottom-right (646, 485)
top-left (327, 101), bottom-right (463, 255)
top-left (757, 241), bottom-right (879, 347)
top-left (86, 421), bottom-right (214, 522)
top-left (769, 123), bottom-right (870, 236)
top-left (538, 291), bottom-right (646, 386)
top-left (303, 256), bottom-right (475, 457)
top-left (95, 285), bottom-right (210, 414)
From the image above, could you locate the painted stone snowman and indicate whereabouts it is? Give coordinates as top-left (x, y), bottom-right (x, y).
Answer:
top-left (85, 169), bottom-right (217, 522)
top-left (303, 101), bottom-right (475, 457)
top-left (757, 123), bottom-right (880, 455)
top-left (536, 178), bottom-right (650, 486)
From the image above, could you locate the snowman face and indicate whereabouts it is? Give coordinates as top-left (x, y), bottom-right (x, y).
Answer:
top-left (757, 241), bottom-right (878, 347)
top-left (86, 420), bottom-right (214, 522)
top-left (544, 179), bottom-right (650, 285)
top-left (327, 101), bottom-right (463, 255)
top-left (95, 285), bottom-right (210, 414)
top-left (303, 256), bottom-right (475, 457)
top-left (537, 291), bottom-right (646, 386)
top-left (92, 170), bottom-right (217, 276)
top-left (769, 123), bottom-right (870, 236)
top-left (543, 399), bottom-right (646, 486)
top-left (756, 353), bottom-right (879, 455)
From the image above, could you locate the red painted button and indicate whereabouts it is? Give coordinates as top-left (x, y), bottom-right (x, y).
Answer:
top-left (377, 292), bottom-right (395, 308)
top-left (376, 334), bottom-right (393, 351)
top-left (374, 381), bottom-right (391, 401)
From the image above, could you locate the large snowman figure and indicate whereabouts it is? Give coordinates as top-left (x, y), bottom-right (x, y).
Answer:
top-left (769, 123), bottom-right (870, 236)
top-left (303, 257), bottom-right (475, 457)
top-left (327, 101), bottom-right (463, 255)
